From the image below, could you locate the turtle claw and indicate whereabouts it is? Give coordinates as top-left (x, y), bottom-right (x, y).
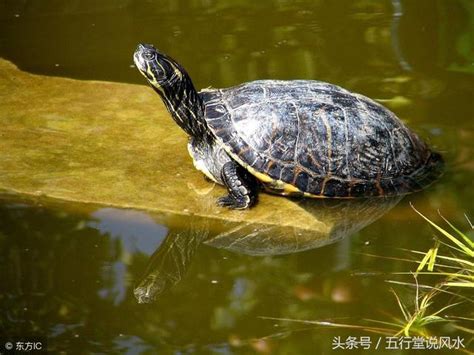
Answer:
top-left (218, 161), bottom-right (257, 210)
top-left (217, 195), bottom-right (248, 210)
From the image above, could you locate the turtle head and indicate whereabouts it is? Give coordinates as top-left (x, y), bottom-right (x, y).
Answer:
top-left (133, 43), bottom-right (184, 92)
top-left (133, 43), bottom-right (206, 138)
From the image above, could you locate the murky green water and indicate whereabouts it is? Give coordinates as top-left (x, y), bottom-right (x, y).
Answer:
top-left (1, 0), bottom-right (473, 353)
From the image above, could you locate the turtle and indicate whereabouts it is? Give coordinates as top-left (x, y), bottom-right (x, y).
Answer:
top-left (133, 43), bottom-right (443, 209)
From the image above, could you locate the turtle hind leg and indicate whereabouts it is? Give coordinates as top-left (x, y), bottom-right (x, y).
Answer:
top-left (217, 161), bottom-right (258, 209)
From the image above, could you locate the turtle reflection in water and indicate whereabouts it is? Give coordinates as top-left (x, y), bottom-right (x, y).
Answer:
top-left (133, 44), bottom-right (443, 209)
top-left (134, 197), bottom-right (401, 303)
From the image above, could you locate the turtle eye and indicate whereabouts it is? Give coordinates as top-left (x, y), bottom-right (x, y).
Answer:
top-left (144, 51), bottom-right (155, 61)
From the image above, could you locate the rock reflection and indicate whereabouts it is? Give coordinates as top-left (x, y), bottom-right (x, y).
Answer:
top-left (134, 196), bottom-right (402, 303)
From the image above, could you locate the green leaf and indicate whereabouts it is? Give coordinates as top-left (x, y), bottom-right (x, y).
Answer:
top-left (418, 315), bottom-right (447, 326)
top-left (410, 203), bottom-right (474, 257)
top-left (438, 211), bottom-right (474, 249)
top-left (417, 248), bottom-right (433, 273)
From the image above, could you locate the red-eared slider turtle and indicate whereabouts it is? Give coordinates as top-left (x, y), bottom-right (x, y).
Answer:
top-left (133, 43), bottom-right (443, 209)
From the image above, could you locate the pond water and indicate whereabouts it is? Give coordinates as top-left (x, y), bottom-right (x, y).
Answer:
top-left (0, 0), bottom-right (473, 354)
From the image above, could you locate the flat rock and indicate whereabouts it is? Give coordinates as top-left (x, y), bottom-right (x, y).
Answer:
top-left (0, 59), bottom-right (399, 247)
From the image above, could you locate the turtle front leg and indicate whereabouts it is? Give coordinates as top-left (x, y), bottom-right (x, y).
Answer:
top-left (217, 161), bottom-right (258, 209)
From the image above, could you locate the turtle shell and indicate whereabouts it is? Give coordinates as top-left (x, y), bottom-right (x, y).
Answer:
top-left (200, 80), bottom-right (443, 198)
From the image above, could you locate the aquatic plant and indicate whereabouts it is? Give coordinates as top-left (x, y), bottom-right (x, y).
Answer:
top-left (361, 205), bottom-right (473, 337)
top-left (410, 203), bottom-right (474, 287)
top-left (260, 204), bottom-right (473, 342)
top-left (387, 204), bottom-right (474, 337)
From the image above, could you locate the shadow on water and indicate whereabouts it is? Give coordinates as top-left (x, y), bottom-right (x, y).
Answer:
top-left (134, 196), bottom-right (402, 303)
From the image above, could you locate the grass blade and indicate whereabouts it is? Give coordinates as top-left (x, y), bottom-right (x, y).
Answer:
top-left (445, 282), bottom-right (474, 288)
top-left (410, 203), bottom-right (473, 257)
top-left (416, 248), bottom-right (433, 273)
top-left (428, 241), bottom-right (440, 271)
top-left (438, 210), bottom-right (474, 249)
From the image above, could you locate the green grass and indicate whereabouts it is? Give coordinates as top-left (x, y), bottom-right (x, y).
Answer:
top-left (410, 203), bottom-right (473, 289)
top-left (367, 204), bottom-right (473, 337)
top-left (261, 204), bottom-right (474, 343)
top-left (367, 204), bottom-right (473, 338)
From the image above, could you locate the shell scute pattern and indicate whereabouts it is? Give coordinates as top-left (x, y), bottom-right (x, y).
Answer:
top-left (200, 80), bottom-right (440, 198)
